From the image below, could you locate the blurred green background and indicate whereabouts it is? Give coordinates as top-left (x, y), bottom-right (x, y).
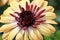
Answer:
top-left (0, 0), bottom-right (60, 40)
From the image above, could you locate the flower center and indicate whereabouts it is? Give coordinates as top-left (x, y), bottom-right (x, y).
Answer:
top-left (10, 2), bottom-right (46, 30)
top-left (20, 11), bottom-right (35, 27)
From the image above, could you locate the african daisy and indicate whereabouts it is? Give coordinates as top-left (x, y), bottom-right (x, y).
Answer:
top-left (0, 0), bottom-right (57, 40)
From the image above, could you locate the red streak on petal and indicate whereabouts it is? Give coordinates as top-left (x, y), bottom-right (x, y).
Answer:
top-left (32, 25), bottom-right (37, 28)
top-left (19, 5), bottom-right (24, 12)
top-left (31, 4), bottom-right (33, 10)
top-left (22, 26), bottom-right (27, 30)
top-left (35, 7), bottom-right (40, 13)
top-left (10, 14), bottom-right (20, 22)
top-left (36, 9), bottom-right (45, 17)
top-left (15, 18), bottom-right (20, 22)
top-left (17, 23), bottom-right (21, 26)
top-left (33, 5), bottom-right (37, 13)
top-left (36, 15), bottom-right (45, 19)
top-left (17, 23), bottom-right (23, 27)
top-left (34, 22), bottom-right (41, 25)
top-left (39, 15), bottom-right (45, 18)
top-left (14, 12), bottom-right (20, 16)
top-left (34, 20), bottom-right (45, 25)
top-left (26, 2), bottom-right (30, 11)
top-left (10, 14), bottom-right (18, 18)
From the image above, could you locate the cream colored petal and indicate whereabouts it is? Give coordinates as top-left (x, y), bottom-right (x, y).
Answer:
top-left (2, 32), bottom-right (9, 39)
top-left (33, 28), bottom-right (43, 40)
top-left (0, 16), bottom-right (15, 23)
top-left (32, 0), bottom-right (44, 7)
top-left (45, 20), bottom-right (57, 24)
top-left (41, 1), bottom-right (48, 9)
top-left (44, 12), bottom-right (56, 20)
top-left (19, 0), bottom-right (30, 10)
top-left (8, 27), bottom-right (20, 40)
top-left (38, 25), bottom-right (53, 36)
top-left (8, 0), bottom-right (20, 4)
top-left (45, 6), bottom-right (54, 12)
top-left (24, 31), bottom-right (29, 40)
top-left (42, 24), bottom-right (56, 32)
top-left (20, 36), bottom-right (24, 40)
top-left (28, 28), bottom-right (38, 40)
top-left (0, 22), bottom-right (17, 32)
top-left (2, 7), bottom-right (14, 16)
top-left (21, 0), bottom-right (30, 4)
top-left (3, 38), bottom-right (7, 40)
top-left (29, 35), bottom-right (33, 40)
top-left (16, 30), bottom-right (24, 40)
top-left (9, 0), bottom-right (20, 12)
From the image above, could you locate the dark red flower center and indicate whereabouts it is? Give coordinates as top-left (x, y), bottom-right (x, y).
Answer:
top-left (20, 11), bottom-right (35, 27)
top-left (10, 2), bottom-right (46, 30)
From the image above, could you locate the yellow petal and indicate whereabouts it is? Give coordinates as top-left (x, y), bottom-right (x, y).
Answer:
top-left (24, 31), bottom-right (29, 40)
top-left (44, 12), bottom-right (56, 20)
top-left (32, 0), bottom-right (44, 7)
top-left (29, 35), bottom-right (33, 40)
top-left (42, 24), bottom-right (56, 32)
top-left (33, 28), bottom-right (43, 40)
top-left (21, 0), bottom-right (30, 4)
top-left (45, 20), bottom-right (57, 24)
top-left (45, 6), bottom-right (54, 12)
top-left (38, 25), bottom-right (52, 36)
top-left (8, 27), bottom-right (20, 40)
top-left (29, 28), bottom-right (38, 40)
top-left (16, 30), bottom-right (24, 40)
top-left (19, 0), bottom-right (30, 10)
top-left (41, 1), bottom-right (48, 9)
top-left (2, 7), bottom-right (14, 16)
top-left (0, 22), bottom-right (17, 32)
top-left (3, 38), bottom-right (7, 40)
top-left (20, 36), bottom-right (24, 40)
top-left (0, 16), bottom-right (15, 23)
top-left (9, 0), bottom-right (20, 12)
top-left (8, 0), bottom-right (20, 4)
top-left (2, 32), bottom-right (9, 39)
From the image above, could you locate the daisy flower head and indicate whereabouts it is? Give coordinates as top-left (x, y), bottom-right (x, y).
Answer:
top-left (0, 0), bottom-right (57, 40)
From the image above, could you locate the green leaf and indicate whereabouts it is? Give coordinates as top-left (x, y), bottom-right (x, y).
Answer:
top-left (0, 34), bottom-right (2, 40)
top-left (44, 36), bottom-right (52, 40)
top-left (56, 30), bottom-right (60, 40)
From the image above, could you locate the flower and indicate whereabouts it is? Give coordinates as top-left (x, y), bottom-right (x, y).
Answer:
top-left (0, 0), bottom-right (19, 6)
top-left (0, 0), bottom-right (57, 40)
